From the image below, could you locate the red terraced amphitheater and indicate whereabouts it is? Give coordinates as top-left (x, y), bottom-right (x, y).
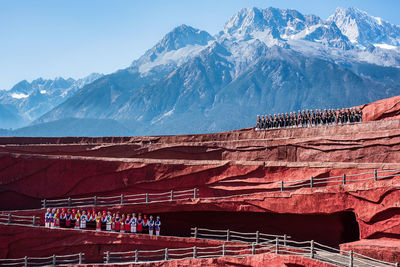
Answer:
top-left (1, 95), bottom-right (400, 266)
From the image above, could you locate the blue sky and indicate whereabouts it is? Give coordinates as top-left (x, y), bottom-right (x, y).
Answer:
top-left (0, 0), bottom-right (399, 90)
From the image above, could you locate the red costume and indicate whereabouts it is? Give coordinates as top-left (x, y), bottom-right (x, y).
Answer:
top-left (137, 216), bottom-right (143, 233)
top-left (115, 216), bottom-right (121, 232)
top-left (125, 217), bottom-right (131, 232)
top-left (65, 211), bottom-right (71, 228)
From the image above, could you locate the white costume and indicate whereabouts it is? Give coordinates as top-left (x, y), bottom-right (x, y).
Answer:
top-left (80, 214), bottom-right (88, 229)
top-left (130, 216), bottom-right (137, 233)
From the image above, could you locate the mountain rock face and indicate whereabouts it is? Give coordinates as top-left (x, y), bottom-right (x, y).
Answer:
top-left (5, 7), bottom-right (400, 136)
top-left (328, 7), bottom-right (400, 47)
top-left (0, 73), bottom-right (102, 128)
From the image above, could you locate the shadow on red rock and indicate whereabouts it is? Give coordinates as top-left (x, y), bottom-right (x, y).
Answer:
top-left (157, 211), bottom-right (360, 247)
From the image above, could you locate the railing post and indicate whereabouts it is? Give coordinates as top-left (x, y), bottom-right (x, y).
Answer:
top-left (68, 197), bottom-right (71, 207)
top-left (226, 229), bottom-right (230, 241)
top-left (193, 246), bottom-right (197, 258)
top-left (310, 176), bottom-right (313, 188)
top-left (252, 242), bottom-right (256, 255)
top-left (32, 216), bottom-right (36, 226)
top-left (280, 181), bottom-right (284, 191)
top-left (52, 254), bottom-right (56, 267)
top-left (8, 214), bottom-right (11, 224)
top-left (145, 193), bottom-right (149, 203)
top-left (343, 174), bottom-right (346, 185)
top-left (255, 231), bottom-right (259, 244)
top-left (170, 190), bottom-right (174, 201)
top-left (275, 237), bottom-right (279, 254)
top-left (105, 251), bottom-right (110, 264)
top-left (43, 199), bottom-right (47, 209)
top-left (94, 196), bottom-right (97, 206)
top-left (283, 234), bottom-right (287, 246)
top-left (79, 252), bottom-right (83, 264)
top-left (349, 250), bottom-right (353, 267)
top-left (374, 169), bottom-right (378, 181)
top-left (194, 227), bottom-right (198, 238)
top-left (193, 188), bottom-right (197, 199)
top-left (310, 240), bottom-right (314, 259)
top-left (135, 249), bottom-right (138, 262)
top-left (120, 194), bottom-right (124, 205)
top-left (164, 248), bottom-right (168, 261)
top-left (222, 244), bottom-right (226, 256)
top-left (24, 256), bottom-right (28, 267)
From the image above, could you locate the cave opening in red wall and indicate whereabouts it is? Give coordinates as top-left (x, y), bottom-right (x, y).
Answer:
top-left (157, 211), bottom-right (359, 247)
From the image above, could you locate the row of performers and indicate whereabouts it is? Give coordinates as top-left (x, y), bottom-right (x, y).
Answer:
top-left (256, 108), bottom-right (363, 130)
top-left (44, 208), bottom-right (161, 236)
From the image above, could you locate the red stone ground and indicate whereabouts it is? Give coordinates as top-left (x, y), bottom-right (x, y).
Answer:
top-left (2, 95), bottom-right (400, 266)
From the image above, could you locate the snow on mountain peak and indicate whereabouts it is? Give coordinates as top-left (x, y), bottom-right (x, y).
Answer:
top-left (328, 7), bottom-right (400, 47)
top-left (219, 7), bottom-right (354, 50)
top-left (131, 24), bottom-right (215, 74)
top-left (155, 24), bottom-right (214, 54)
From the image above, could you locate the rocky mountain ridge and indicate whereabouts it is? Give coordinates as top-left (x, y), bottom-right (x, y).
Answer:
top-left (2, 6), bottom-right (400, 136)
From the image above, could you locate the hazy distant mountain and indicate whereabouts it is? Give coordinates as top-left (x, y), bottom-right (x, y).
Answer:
top-left (0, 103), bottom-right (23, 129)
top-left (5, 7), bottom-right (400, 136)
top-left (0, 118), bottom-right (131, 137)
top-left (0, 73), bottom-right (103, 128)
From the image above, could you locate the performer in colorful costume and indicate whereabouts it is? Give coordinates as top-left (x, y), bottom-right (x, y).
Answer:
top-left (155, 216), bottom-right (161, 236)
top-left (105, 211), bottom-right (112, 231)
top-left (114, 213), bottom-right (121, 232)
top-left (80, 210), bottom-right (88, 229)
top-left (45, 208), bottom-right (51, 228)
top-left (136, 214), bottom-right (143, 233)
top-left (50, 209), bottom-right (56, 228)
top-left (130, 213), bottom-right (137, 233)
top-left (65, 209), bottom-right (72, 228)
top-left (125, 214), bottom-right (131, 233)
top-left (120, 214), bottom-right (126, 233)
top-left (60, 208), bottom-right (66, 228)
top-left (54, 209), bottom-right (60, 228)
top-left (74, 210), bottom-right (81, 229)
top-left (148, 215), bottom-right (155, 235)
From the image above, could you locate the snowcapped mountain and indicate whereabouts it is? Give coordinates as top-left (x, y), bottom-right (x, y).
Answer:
top-left (130, 24), bottom-right (215, 75)
top-left (7, 6), bottom-right (400, 136)
top-left (0, 73), bottom-right (102, 128)
top-left (328, 7), bottom-right (400, 47)
top-left (218, 7), bottom-right (352, 50)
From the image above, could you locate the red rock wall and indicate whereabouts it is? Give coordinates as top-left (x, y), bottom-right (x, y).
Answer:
top-left (340, 239), bottom-right (400, 264)
top-left (0, 224), bottom-right (338, 266)
top-left (2, 95), bottom-right (400, 263)
top-left (0, 224), bottom-right (236, 263)
top-left (89, 253), bottom-right (338, 267)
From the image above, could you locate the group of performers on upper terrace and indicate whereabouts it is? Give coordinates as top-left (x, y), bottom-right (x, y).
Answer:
top-left (256, 108), bottom-right (363, 130)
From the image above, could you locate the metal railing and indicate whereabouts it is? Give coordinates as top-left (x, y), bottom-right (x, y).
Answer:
top-left (41, 169), bottom-right (400, 209)
top-left (271, 169), bottom-right (399, 192)
top-left (42, 188), bottom-right (198, 208)
top-left (39, 169), bottom-right (399, 209)
top-left (0, 213), bottom-right (39, 226)
top-left (104, 243), bottom-right (278, 264)
top-left (103, 239), bottom-right (400, 266)
top-left (190, 227), bottom-right (290, 244)
top-left (0, 253), bottom-right (84, 267)
top-left (188, 227), bottom-right (399, 267)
